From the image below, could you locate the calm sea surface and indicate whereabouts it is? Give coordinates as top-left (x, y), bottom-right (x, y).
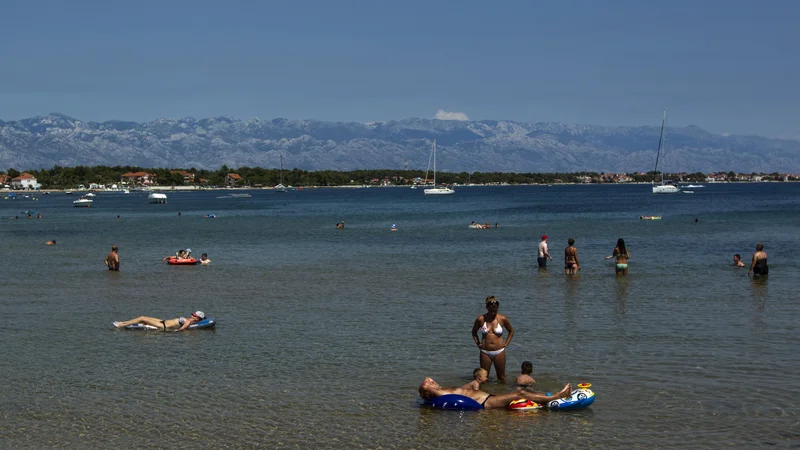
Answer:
top-left (1, 184), bottom-right (798, 448)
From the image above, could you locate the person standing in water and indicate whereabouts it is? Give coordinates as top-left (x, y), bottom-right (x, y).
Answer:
top-left (606, 238), bottom-right (629, 276)
top-left (537, 235), bottom-right (552, 268)
top-left (564, 238), bottom-right (580, 275)
top-left (105, 245), bottom-right (120, 271)
top-left (748, 243), bottom-right (768, 276)
top-left (471, 296), bottom-right (515, 382)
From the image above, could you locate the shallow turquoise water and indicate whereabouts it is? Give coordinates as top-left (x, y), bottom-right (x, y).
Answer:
top-left (1, 184), bottom-right (798, 448)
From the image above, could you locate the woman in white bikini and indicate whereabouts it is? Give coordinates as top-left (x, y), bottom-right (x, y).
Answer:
top-left (471, 296), bottom-right (515, 382)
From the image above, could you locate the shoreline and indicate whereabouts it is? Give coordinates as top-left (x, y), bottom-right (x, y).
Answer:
top-left (2, 180), bottom-right (795, 194)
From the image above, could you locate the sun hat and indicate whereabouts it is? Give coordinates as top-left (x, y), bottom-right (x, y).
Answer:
top-left (192, 311), bottom-right (205, 319)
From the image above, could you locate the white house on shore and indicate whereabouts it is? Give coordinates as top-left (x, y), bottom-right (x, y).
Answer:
top-left (11, 173), bottom-right (41, 190)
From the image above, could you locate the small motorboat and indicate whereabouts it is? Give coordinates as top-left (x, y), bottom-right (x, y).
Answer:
top-left (166, 257), bottom-right (198, 265)
top-left (639, 216), bottom-right (661, 220)
top-left (148, 192), bottom-right (168, 204)
top-left (73, 198), bottom-right (93, 207)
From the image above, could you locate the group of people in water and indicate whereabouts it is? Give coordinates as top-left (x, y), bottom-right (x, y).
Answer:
top-left (100, 245), bottom-right (211, 271)
top-left (538, 234), bottom-right (767, 278)
top-left (419, 295), bottom-right (574, 409)
top-left (737, 242), bottom-right (769, 276)
top-left (160, 248), bottom-right (210, 264)
top-left (470, 221), bottom-right (498, 229)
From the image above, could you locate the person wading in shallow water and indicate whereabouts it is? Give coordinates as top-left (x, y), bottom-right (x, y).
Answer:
top-left (537, 235), bottom-right (552, 268)
top-left (748, 243), bottom-right (768, 276)
top-left (105, 245), bottom-right (119, 271)
top-left (564, 237), bottom-right (580, 275)
top-left (471, 296), bottom-right (515, 382)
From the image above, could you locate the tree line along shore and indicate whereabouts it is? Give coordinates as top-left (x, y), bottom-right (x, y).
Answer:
top-left (1, 165), bottom-right (796, 190)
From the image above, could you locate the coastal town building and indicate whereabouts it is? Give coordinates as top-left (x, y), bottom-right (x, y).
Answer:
top-left (226, 173), bottom-right (243, 187)
top-left (170, 170), bottom-right (196, 183)
top-left (120, 172), bottom-right (157, 185)
top-left (10, 172), bottom-right (40, 189)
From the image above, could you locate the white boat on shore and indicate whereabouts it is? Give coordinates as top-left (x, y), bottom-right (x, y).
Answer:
top-left (73, 198), bottom-right (93, 207)
top-left (148, 192), bottom-right (168, 204)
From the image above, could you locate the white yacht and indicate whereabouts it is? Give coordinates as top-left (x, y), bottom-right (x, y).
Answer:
top-left (423, 140), bottom-right (455, 196)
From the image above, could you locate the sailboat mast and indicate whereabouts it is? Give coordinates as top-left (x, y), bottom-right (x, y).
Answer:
top-left (653, 111), bottom-right (666, 183)
top-left (280, 154), bottom-right (284, 184)
top-left (432, 139), bottom-right (437, 187)
top-left (661, 112), bottom-right (667, 183)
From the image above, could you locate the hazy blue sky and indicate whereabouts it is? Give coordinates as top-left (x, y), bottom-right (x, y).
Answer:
top-left (1, 0), bottom-right (798, 137)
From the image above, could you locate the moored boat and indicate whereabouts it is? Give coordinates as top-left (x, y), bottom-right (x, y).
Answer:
top-left (148, 192), bottom-right (167, 204)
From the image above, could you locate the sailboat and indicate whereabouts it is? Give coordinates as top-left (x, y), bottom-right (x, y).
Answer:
top-left (274, 154), bottom-right (287, 192)
top-left (652, 111), bottom-right (680, 194)
top-left (424, 139), bottom-right (455, 195)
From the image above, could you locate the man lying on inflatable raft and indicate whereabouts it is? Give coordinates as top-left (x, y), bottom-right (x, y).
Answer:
top-left (419, 377), bottom-right (594, 411)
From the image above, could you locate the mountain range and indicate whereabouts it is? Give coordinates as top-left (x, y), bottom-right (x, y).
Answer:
top-left (1, 113), bottom-right (798, 173)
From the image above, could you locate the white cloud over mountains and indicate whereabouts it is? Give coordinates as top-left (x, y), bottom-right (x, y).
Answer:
top-left (434, 109), bottom-right (470, 121)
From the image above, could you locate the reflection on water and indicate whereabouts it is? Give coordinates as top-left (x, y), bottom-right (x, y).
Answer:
top-left (614, 276), bottom-right (629, 316)
top-left (750, 275), bottom-right (768, 311)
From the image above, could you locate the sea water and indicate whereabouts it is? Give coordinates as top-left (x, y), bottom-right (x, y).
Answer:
top-left (1, 184), bottom-right (798, 448)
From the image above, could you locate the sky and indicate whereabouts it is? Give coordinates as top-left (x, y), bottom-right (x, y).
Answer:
top-left (0, 0), bottom-right (798, 138)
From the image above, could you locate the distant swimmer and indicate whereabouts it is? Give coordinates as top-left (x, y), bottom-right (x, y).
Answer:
top-left (200, 253), bottom-right (211, 265)
top-left (46, 240), bottom-right (56, 245)
top-left (733, 254), bottom-right (745, 267)
top-left (105, 245), bottom-right (120, 271)
top-left (336, 221), bottom-right (344, 229)
top-left (748, 243), bottom-right (768, 276)
top-left (391, 224), bottom-right (397, 231)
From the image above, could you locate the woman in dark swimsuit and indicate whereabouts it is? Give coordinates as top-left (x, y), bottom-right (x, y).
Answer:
top-left (113, 311), bottom-right (205, 331)
top-left (564, 238), bottom-right (579, 275)
top-left (748, 243), bottom-right (768, 276)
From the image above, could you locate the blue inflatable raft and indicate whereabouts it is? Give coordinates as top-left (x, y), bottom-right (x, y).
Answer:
top-left (425, 384), bottom-right (595, 411)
